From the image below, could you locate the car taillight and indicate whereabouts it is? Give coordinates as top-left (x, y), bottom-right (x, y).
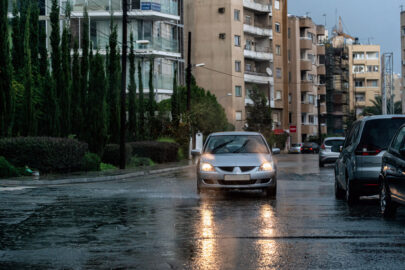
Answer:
top-left (300, 147), bottom-right (303, 151)
top-left (310, 147), bottom-right (313, 151)
top-left (355, 145), bottom-right (381, 156)
top-left (321, 144), bottom-right (325, 150)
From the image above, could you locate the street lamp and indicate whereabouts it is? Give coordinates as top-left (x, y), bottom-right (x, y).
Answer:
top-left (218, 93), bottom-right (232, 101)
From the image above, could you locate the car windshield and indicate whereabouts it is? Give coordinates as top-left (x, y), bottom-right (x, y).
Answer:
top-left (325, 140), bottom-right (344, 147)
top-left (205, 135), bottom-right (269, 154)
top-left (360, 118), bottom-right (405, 150)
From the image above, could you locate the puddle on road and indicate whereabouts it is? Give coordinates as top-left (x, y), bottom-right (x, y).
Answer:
top-left (0, 186), bottom-right (35, 192)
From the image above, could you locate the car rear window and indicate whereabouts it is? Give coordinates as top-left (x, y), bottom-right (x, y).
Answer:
top-left (325, 140), bottom-right (344, 147)
top-left (292, 144), bottom-right (301, 147)
top-left (360, 118), bottom-right (405, 150)
top-left (303, 143), bottom-right (313, 147)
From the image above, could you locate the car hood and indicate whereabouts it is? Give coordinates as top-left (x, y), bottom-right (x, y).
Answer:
top-left (200, 153), bottom-right (273, 167)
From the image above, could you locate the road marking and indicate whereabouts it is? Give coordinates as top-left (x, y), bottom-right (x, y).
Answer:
top-left (0, 186), bottom-right (35, 192)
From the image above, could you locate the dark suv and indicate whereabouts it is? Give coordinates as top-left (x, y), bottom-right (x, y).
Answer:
top-left (379, 124), bottom-right (405, 217)
top-left (335, 115), bottom-right (405, 205)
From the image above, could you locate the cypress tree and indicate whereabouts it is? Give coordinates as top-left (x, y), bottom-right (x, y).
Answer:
top-left (50, 0), bottom-right (61, 136)
top-left (87, 52), bottom-right (108, 156)
top-left (71, 40), bottom-right (82, 136)
top-left (128, 33), bottom-right (137, 140)
top-left (11, 1), bottom-right (23, 81)
top-left (60, 26), bottom-right (71, 136)
top-left (22, 8), bottom-right (33, 136)
top-left (171, 66), bottom-right (179, 126)
top-left (38, 21), bottom-right (48, 77)
top-left (107, 21), bottom-right (120, 143)
top-left (138, 60), bottom-right (145, 139)
top-left (148, 58), bottom-right (155, 118)
top-left (80, 6), bottom-right (89, 139)
top-left (29, 0), bottom-right (39, 73)
top-left (0, 0), bottom-right (14, 137)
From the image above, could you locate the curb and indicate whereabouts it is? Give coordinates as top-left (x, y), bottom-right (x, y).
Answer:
top-left (0, 165), bottom-right (194, 187)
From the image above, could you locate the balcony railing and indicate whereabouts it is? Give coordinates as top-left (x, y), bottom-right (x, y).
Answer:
top-left (244, 46), bottom-right (273, 61)
top-left (243, 0), bottom-right (272, 13)
top-left (243, 24), bottom-right (273, 37)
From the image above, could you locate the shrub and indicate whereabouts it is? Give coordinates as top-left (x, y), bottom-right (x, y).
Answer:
top-left (128, 141), bottom-right (179, 163)
top-left (0, 156), bottom-right (19, 178)
top-left (100, 163), bottom-right (116, 171)
top-left (130, 156), bottom-right (155, 167)
top-left (102, 144), bottom-right (132, 166)
top-left (82, 153), bottom-right (101, 172)
top-left (0, 137), bottom-right (88, 173)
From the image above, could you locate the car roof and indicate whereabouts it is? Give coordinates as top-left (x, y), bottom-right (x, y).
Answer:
top-left (359, 115), bottom-right (405, 122)
top-left (324, 137), bottom-right (345, 141)
top-left (209, 131), bottom-right (263, 136)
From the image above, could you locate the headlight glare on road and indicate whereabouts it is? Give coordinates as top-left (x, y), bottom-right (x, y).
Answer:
top-left (201, 162), bottom-right (215, 172)
top-left (260, 162), bottom-right (274, 171)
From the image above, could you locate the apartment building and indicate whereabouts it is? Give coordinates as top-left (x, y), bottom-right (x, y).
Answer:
top-left (401, 11), bottom-right (405, 112)
top-left (8, 0), bottom-right (184, 101)
top-left (348, 44), bottom-right (381, 116)
top-left (287, 16), bottom-right (327, 143)
top-left (184, 0), bottom-right (288, 131)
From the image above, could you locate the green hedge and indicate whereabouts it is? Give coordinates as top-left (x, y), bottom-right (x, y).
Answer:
top-left (0, 156), bottom-right (19, 178)
top-left (82, 153), bottom-right (101, 171)
top-left (128, 141), bottom-right (179, 163)
top-left (102, 144), bottom-right (132, 166)
top-left (0, 137), bottom-right (88, 173)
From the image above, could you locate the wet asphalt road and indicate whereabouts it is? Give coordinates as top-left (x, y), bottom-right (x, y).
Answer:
top-left (1, 154), bottom-right (405, 269)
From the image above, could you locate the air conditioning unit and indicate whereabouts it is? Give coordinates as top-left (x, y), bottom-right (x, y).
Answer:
top-left (219, 33), bottom-right (226, 39)
top-left (218, 7), bottom-right (225, 13)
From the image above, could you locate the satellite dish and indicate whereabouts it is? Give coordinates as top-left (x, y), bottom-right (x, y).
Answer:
top-left (266, 68), bottom-right (272, 76)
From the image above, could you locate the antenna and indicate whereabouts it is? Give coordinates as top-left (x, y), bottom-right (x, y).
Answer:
top-left (323, 13), bottom-right (327, 27)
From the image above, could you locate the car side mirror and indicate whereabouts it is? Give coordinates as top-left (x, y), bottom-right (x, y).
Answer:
top-left (400, 148), bottom-right (405, 157)
top-left (191, 149), bottom-right (202, 157)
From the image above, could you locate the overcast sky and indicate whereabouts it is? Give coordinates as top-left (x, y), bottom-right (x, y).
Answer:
top-left (288, 0), bottom-right (403, 74)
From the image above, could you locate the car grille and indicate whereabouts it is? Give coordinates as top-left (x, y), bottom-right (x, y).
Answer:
top-left (218, 166), bottom-right (256, 172)
top-left (218, 180), bottom-right (257, 185)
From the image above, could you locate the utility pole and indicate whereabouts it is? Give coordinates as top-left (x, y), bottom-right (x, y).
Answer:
top-left (317, 95), bottom-right (322, 144)
top-left (186, 31), bottom-right (192, 112)
top-left (120, 0), bottom-right (128, 169)
top-left (382, 53), bottom-right (394, 114)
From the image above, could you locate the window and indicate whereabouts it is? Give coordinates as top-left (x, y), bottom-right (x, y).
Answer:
top-left (402, 27), bottom-right (405, 36)
top-left (276, 68), bottom-right (282, 78)
top-left (288, 50), bottom-right (291, 62)
top-left (246, 40), bottom-right (253, 50)
top-left (367, 65), bottom-right (379, 72)
top-left (353, 53), bottom-right (365, 60)
top-left (355, 93), bottom-right (365, 102)
top-left (367, 80), bottom-right (378, 87)
top-left (288, 28), bottom-right (291, 38)
top-left (289, 112), bottom-right (292, 124)
top-left (355, 79), bottom-right (365, 87)
top-left (245, 15), bottom-right (251, 25)
top-left (234, 35), bottom-right (241, 46)
top-left (302, 113), bottom-right (307, 124)
top-left (301, 93), bottom-right (306, 103)
top-left (366, 52), bottom-right (379, 59)
top-left (235, 61), bottom-right (241, 72)
top-left (235, 86), bottom-right (242, 97)
top-left (308, 95), bottom-right (314, 104)
top-left (288, 93), bottom-right (292, 104)
top-left (275, 0), bottom-right (280, 9)
top-left (288, 72), bottom-right (292, 83)
top-left (234, 9), bottom-right (240, 21)
top-left (276, 91), bottom-right (282, 100)
top-left (308, 115), bottom-right (315, 124)
top-left (245, 63), bottom-right (252, 72)
top-left (275, 23), bottom-right (281, 33)
top-left (235, 111), bottom-right (242, 121)
top-left (275, 45), bottom-right (281, 55)
top-left (353, 65), bottom-right (365, 73)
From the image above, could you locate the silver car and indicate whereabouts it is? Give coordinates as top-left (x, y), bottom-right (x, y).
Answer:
top-left (335, 115), bottom-right (405, 205)
top-left (289, 143), bottom-right (303, 154)
top-left (319, 137), bottom-right (345, 167)
top-left (192, 132), bottom-right (277, 197)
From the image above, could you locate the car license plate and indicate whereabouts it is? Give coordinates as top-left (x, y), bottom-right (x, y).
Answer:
top-left (224, 174), bottom-right (251, 181)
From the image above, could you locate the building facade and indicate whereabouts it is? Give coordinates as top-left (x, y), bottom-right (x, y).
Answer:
top-left (184, 0), bottom-right (288, 131)
top-left (287, 15), bottom-right (327, 143)
top-left (401, 11), bottom-right (405, 113)
top-left (347, 44), bottom-right (381, 116)
top-left (8, 0), bottom-right (184, 101)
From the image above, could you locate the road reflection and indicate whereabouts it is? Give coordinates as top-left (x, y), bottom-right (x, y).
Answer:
top-left (257, 203), bottom-right (278, 268)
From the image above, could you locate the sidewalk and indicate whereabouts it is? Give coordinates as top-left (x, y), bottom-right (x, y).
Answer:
top-left (0, 160), bottom-right (195, 186)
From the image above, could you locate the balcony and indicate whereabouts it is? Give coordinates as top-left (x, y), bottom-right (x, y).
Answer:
top-left (243, 24), bottom-right (273, 38)
top-left (301, 81), bottom-right (314, 92)
top-left (320, 103), bottom-right (327, 114)
top-left (300, 38), bottom-right (313, 50)
top-left (301, 125), bottom-right (316, 135)
top-left (301, 103), bottom-right (315, 113)
top-left (301, 59), bottom-right (312, 71)
top-left (317, 84), bottom-right (326, 95)
top-left (317, 44), bottom-right (325, 55)
top-left (244, 71), bottom-right (274, 85)
top-left (244, 47), bottom-right (273, 61)
top-left (317, 65), bottom-right (326, 75)
top-left (71, 0), bottom-right (180, 21)
top-left (316, 25), bottom-right (325, 35)
top-left (243, 0), bottom-right (272, 13)
top-left (299, 17), bottom-right (312, 28)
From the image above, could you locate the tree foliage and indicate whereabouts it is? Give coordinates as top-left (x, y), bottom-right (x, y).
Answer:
top-left (362, 95), bottom-right (402, 116)
top-left (128, 33), bottom-right (137, 141)
top-left (244, 86), bottom-right (272, 132)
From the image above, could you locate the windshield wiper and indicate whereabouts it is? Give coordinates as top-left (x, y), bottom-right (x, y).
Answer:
top-left (212, 140), bottom-right (234, 154)
top-left (233, 140), bottom-right (250, 153)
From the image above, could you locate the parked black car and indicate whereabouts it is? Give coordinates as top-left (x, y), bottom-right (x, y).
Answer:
top-left (379, 124), bottom-right (405, 218)
top-left (301, 142), bottom-right (319, 154)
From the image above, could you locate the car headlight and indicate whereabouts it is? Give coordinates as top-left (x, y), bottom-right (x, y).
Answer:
top-left (260, 162), bottom-right (274, 171)
top-left (201, 162), bottom-right (215, 172)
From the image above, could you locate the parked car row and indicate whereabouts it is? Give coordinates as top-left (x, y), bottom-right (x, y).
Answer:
top-left (334, 115), bottom-right (405, 218)
top-left (288, 142), bottom-right (320, 154)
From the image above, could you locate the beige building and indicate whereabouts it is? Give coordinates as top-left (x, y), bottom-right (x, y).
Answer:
top-left (401, 11), bottom-right (405, 112)
top-left (287, 16), bottom-right (327, 143)
top-left (184, 0), bottom-right (288, 131)
top-left (347, 44), bottom-right (381, 116)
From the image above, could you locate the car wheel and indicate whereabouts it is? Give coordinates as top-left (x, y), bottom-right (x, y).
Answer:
top-left (380, 180), bottom-right (397, 218)
top-left (334, 173), bottom-right (345, 199)
top-left (346, 178), bottom-right (358, 206)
